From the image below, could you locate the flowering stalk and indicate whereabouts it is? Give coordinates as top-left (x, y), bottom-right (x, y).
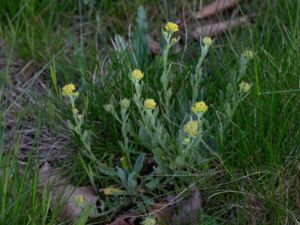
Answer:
top-left (119, 98), bottom-right (132, 169)
top-left (62, 84), bottom-right (101, 189)
top-left (191, 37), bottom-right (213, 104)
top-left (104, 98), bottom-right (133, 170)
top-left (218, 50), bottom-right (254, 146)
top-left (130, 70), bottom-right (158, 141)
top-left (143, 102), bottom-right (168, 151)
top-left (62, 84), bottom-right (97, 167)
top-left (238, 50), bottom-right (254, 82)
top-left (175, 101), bottom-right (208, 168)
top-left (160, 22), bottom-right (179, 115)
top-left (231, 50), bottom-right (254, 110)
top-left (129, 69), bottom-right (170, 171)
top-left (142, 103), bottom-right (170, 172)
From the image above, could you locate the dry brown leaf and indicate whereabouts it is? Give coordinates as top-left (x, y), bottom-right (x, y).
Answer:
top-left (38, 162), bottom-right (98, 221)
top-left (193, 15), bottom-right (249, 40)
top-left (196, 0), bottom-right (239, 19)
top-left (149, 38), bottom-right (160, 55)
top-left (101, 187), bottom-right (125, 196)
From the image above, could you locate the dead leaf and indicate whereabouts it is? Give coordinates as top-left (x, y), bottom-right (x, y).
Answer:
top-left (58, 186), bottom-right (98, 220)
top-left (149, 38), bottom-right (160, 55)
top-left (38, 162), bottom-right (98, 221)
top-left (101, 187), bottom-right (125, 196)
top-left (193, 15), bottom-right (249, 40)
top-left (196, 0), bottom-right (239, 19)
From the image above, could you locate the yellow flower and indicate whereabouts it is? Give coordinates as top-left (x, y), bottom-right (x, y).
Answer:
top-left (242, 50), bottom-right (254, 60)
top-left (144, 99), bottom-right (156, 110)
top-left (165, 22), bottom-right (179, 33)
top-left (62, 83), bottom-right (76, 96)
top-left (239, 81), bottom-right (252, 93)
top-left (183, 120), bottom-right (198, 136)
top-left (120, 98), bottom-right (130, 108)
top-left (74, 195), bottom-right (85, 207)
top-left (131, 69), bottom-right (144, 80)
top-left (192, 101), bottom-right (208, 114)
top-left (142, 217), bottom-right (157, 225)
top-left (120, 156), bottom-right (128, 169)
top-left (171, 37), bottom-right (177, 44)
top-left (183, 138), bottom-right (190, 144)
top-left (203, 36), bottom-right (212, 46)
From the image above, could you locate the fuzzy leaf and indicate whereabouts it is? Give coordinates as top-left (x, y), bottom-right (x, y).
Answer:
top-left (127, 172), bottom-right (137, 192)
top-left (133, 153), bottom-right (145, 175)
top-left (145, 178), bottom-right (160, 190)
top-left (116, 167), bottom-right (127, 188)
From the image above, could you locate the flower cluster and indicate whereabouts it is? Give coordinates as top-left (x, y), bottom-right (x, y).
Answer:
top-left (171, 37), bottom-right (178, 44)
top-left (183, 137), bottom-right (190, 144)
top-left (131, 69), bottom-right (144, 80)
top-left (192, 101), bottom-right (208, 114)
top-left (239, 81), bottom-right (252, 93)
top-left (183, 120), bottom-right (199, 137)
top-left (142, 217), bottom-right (157, 225)
top-left (120, 98), bottom-right (130, 109)
top-left (165, 22), bottom-right (179, 33)
top-left (203, 36), bottom-right (213, 46)
top-left (62, 83), bottom-right (76, 96)
top-left (74, 195), bottom-right (85, 207)
top-left (144, 99), bottom-right (156, 110)
top-left (242, 50), bottom-right (254, 60)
